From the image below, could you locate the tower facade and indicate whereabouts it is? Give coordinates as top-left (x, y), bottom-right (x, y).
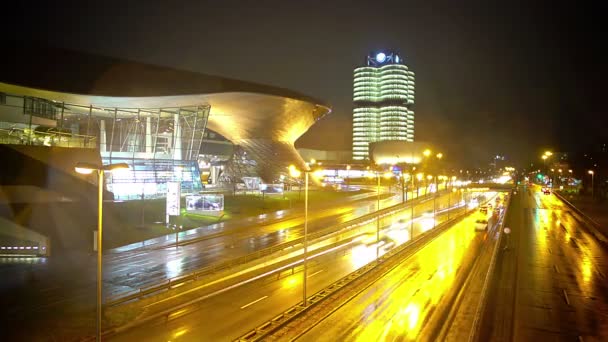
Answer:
top-left (352, 51), bottom-right (415, 160)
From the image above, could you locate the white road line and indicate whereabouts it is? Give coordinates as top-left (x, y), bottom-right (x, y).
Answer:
top-left (307, 269), bottom-right (324, 278)
top-left (562, 289), bottom-right (571, 306)
top-left (240, 295), bottom-right (268, 309)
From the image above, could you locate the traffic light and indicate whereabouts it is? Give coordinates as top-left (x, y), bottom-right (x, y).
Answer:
top-left (536, 173), bottom-right (543, 180)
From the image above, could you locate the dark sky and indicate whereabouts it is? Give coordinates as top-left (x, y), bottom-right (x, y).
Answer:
top-left (4, 0), bottom-right (606, 167)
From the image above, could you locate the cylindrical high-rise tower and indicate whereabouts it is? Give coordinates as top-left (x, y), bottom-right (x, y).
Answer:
top-left (352, 51), bottom-right (415, 160)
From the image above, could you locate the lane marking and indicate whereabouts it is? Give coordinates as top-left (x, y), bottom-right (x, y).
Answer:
top-left (562, 289), bottom-right (571, 306)
top-left (240, 295), bottom-right (268, 309)
top-left (307, 269), bottom-right (324, 278)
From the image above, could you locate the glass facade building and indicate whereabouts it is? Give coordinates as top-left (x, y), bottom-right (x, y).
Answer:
top-left (0, 92), bottom-right (209, 200)
top-left (352, 51), bottom-right (415, 160)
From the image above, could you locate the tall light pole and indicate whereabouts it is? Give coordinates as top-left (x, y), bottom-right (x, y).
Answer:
top-left (75, 162), bottom-right (129, 341)
top-left (588, 170), bottom-right (595, 198)
top-left (346, 164), bottom-right (351, 190)
top-left (289, 165), bottom-right (322, 307)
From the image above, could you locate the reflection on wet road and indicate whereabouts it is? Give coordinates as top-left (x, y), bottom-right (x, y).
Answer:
top-left (480, 186), bottom-right (608, 341)
top-left (299, 213), bottom-right (488, 341)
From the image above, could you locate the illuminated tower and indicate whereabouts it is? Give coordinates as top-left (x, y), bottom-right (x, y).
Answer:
top-left (352, 51), bottom-right (415, 160)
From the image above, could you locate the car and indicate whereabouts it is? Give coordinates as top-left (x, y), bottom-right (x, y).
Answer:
top-left (542, 187), bottom-right (551, 195)
top-left (479, 205), bottom-right (488, 214)
top-left (475, 219), bottom-right (489, 231)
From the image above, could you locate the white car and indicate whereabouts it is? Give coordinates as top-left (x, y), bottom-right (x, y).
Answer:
top-left (474, 219), bottom-right (489, 231)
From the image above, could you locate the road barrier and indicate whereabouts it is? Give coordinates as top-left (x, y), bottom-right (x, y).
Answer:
top-left (105, 191), bottom-right (448, 307)
top-left (235, 201), bottom-right (479, 341)
top-left (468, 193), bottom-right (512, 342)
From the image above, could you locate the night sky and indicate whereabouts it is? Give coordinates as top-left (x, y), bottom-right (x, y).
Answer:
top-left (4, 0), bottom-right (605, 167)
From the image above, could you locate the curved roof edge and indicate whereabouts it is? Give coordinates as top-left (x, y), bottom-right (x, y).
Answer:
top-left (0, 44), bottom-right (331, 112)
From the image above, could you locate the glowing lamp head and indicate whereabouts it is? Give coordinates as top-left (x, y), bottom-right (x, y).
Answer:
top-left (75, 165), bottom-right (95, 175)
top-left (376, 52), bottom-right (386, 63)
top-left (288, 165), bottom-right (301, 178)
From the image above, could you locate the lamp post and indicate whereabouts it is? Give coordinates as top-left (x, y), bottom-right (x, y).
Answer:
top-left (588, 170), bottom-right (595, 198)
top-left (372, 171), bottom-right (393, 258)
top-left (416, 173), bottom-right (423, 198)
top-left (346, 164), bottom-right (351, 191)
top-left (75, 162), bottom-right (129, 342)
top-left (289, 165), bottom-right (323, 307)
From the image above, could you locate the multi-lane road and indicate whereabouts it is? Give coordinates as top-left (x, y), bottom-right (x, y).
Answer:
top-left (479, 186), bottom-right (608, 341)
top-left (108, 190), bottom-right (479, 341)
top-left (0, 186), bottom-right (437, 339)
top-left (290, 198), bottom-right (504, 341)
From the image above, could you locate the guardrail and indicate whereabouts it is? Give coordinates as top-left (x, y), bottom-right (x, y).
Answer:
top-left (468, 193), bottom-right (512, 342)
top-left (105, 191), bottom-right (446, 307)
top-left (553, 192), bottom-right (608, 244)
top-left (235, 203), bottom-right (473, 341)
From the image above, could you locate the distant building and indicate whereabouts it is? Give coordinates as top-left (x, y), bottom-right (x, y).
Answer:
top-left (352, 51), bottom-right (415, 160)
top-left (297, 148), bottom-right (352, 164)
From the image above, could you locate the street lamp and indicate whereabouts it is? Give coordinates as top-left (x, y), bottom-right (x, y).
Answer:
top-left (346, 164), bottom-right (351, 190)
top-left (588, 170), bottom-right (595, 198)
top-left (289, 164), bottom-right (323, 307)
top-left (416, 173), bottom-right (424, 197)
top-left (74, 162), bottom-right (129, 341)
top-left (423, 149), bottom-right (431, 157)
top-left (401, 173), bottom-right (410, 203)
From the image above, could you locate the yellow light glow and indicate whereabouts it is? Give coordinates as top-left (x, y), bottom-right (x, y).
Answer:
top-left (172, 328), bottom-right (189, 339)
top-left (289, 165), bottom-right (301, 178)
top-left (544, 151), bottom-right (553, 156)
top-left (588, 170), bottom-right (594, 175)
top-left (75, 167), bottom-right (95, 175)
top-left (312, 170), bottom-right (324, 179)
top-left (423, 149), bottom-right (431, 157)
top-left (384, 172), bottom-right (393, 179)
top-left (542, 155), bottom-right (548, 160)
top-left (416, 173), bottom-right (424, 181)
top-left (426, 175), bottom-right (433, 180)
top-left (310, 158), bottom-right (316, 165)
top-left (346, 165), bottom-right (351, 170)
top-left (436, 153), bottom-right (443, 159)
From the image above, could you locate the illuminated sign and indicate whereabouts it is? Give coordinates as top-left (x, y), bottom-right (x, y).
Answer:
top-left (186, 194), bottom-right (224, 216)
top-left (260, 184), bottom-right (284, 194)
top-left (166, 182), bottom-right (181, 218)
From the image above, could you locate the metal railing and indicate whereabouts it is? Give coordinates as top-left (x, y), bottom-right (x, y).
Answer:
top-left (0, 127), bottom-right (96, 148)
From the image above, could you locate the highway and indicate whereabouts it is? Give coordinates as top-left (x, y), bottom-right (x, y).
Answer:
top-left (102, 187), bottom-right (436, 298)
top-left (478, 186), bottom-right (608, 341)
top-left (0, 186), bottom-right (436, 339)
top-left (107, 191), bottom-right (490, 341)
top-left (290, 199), bottom-right (503, 341)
